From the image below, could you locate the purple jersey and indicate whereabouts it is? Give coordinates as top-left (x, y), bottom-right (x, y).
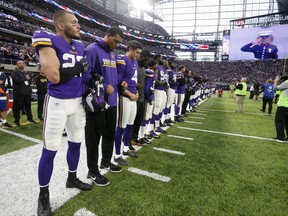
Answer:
top-left (144, 69), bottom-right (156, 103)
top-left (155, 65), bottom-right (168, 91)
top-left (83, 38), bottom-right (118, 107)
top-left (167, 68), bottom-right (177, 90)
top-left (176, 71), bottom-right (186, 94)
top-left (32, 30), bottom-right (85, 99)
top-left (116, 55), bottom-right (138, 95)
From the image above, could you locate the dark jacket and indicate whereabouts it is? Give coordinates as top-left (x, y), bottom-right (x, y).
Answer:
top-left (11, 68), bottom-right (32, 95)
top-left (34, 74), bottom-right (47, 95)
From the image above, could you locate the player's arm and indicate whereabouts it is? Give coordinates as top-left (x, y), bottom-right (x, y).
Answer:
top-left (39, 47), bottom-right (87, 84)
top-left (38, 47), bottom-right (60, 84)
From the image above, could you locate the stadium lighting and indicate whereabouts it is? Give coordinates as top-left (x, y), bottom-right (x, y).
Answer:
top-left (131, 0), bottom-right (151, 11)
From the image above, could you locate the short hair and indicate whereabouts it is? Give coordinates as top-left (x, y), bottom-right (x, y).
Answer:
top-left (178, 65), bottom-right (185, 71)
top-left (147, 59), bottom-right (157, 68)
top-left (140, 50), bottom-right (151, 58)
top-left (106, 26), bottom-right (124, 38)
top-left (127, 40), bottom-right (142, 50)
top-left (53, 10), bottom-right (73, 26)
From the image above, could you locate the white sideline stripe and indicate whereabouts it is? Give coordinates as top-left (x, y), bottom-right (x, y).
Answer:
top-left (178, 126), bottom-right (275, 141)
top-left (128, 167), bottom-right (171, 182)
top-left (184, 121), bottom-right (203, 125)
top-left (198, 108), bottom-right (271, 116)
top-left (0, 138), bottom-right (91, 216)
top-left (192, 113), bottom-right (207, 116)
top-left (196, 110), bottom-right (208, 113)
top-left (188, 116), bottom-right (205, 120)
top-left (153, 147), bottom-right (185, 155)
top-left (74, 208), bottom-right (97, 216)
top-left (0, 128), bottom-right (42, 143)
top-left (167, 135), bottom-right (194, 141)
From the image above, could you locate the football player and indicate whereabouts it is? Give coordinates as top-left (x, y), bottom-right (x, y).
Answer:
top-left (32, 10), bottom-right (91, 216)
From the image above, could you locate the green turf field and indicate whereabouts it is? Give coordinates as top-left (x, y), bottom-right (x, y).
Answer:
top-left (1, 92), bottom-right (288, 215)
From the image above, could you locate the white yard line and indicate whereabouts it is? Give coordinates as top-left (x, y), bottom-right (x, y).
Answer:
top-left (128, 167), bottom-right (171, 182)
top-left (188, 116), bottom-right (205, 120)
top-left (192, 113), bottom-right (207, 116)
top-left (0, 128), bottom-right (42, 143)
top-left (167, 135), bottom-right (194, 141)
top-left (196, 110), bottom-right (208, 113)
top-left (184, 121), bottom-right (203, 125)
top-left (0, 138), bottom-right (91, 216)
top-left (153, 147), bottom-right (185, 155)
top-left (178, 126), bottom-right (275, 141)
top-left (74, 208), bottom-right (97, 216)
top-left (198, 108), bottom-right (271, 116)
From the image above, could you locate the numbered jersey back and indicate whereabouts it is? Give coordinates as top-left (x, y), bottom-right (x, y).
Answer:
top-left (32, 30), bottom-right (85, 99)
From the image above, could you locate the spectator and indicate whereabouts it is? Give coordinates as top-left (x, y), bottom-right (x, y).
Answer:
top-left (260, 79), bottom-right (274, 115)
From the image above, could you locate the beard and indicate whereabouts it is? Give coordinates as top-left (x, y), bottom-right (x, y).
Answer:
top-left (64, 28), bottom-right (81, 40)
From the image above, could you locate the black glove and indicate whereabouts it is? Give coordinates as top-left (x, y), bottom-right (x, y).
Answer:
top-left (164, 82), bottom-right (170, 89)
top-left (148, 89), bottom-right (154, 96)
top-left (79, 57), bottom-right (89, 72)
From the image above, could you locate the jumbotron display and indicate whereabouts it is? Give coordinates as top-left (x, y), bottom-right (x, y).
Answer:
top-left (223, 24), bottom-right (288, 61)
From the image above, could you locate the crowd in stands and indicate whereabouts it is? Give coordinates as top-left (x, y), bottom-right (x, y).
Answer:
top-left (176, 59), bottom-right (284, 85)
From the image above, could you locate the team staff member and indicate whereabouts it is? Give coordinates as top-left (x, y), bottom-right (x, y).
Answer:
top-left (83, 27), bottom-right (125, 185)
top-left (11, 61), bottom-right (36, 126)
top-left (33, 10), bottom-right (91, 216)
top-left (114, 40), bottom-right (142, 166)
top-left (235, 77), bottom-right (247, 113)
top-left (34, 64), bottom-right (47, 121)
top-left (274, 74), bottom-right (288, 142)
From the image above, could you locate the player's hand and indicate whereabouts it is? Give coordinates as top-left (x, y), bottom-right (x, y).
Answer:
top-left (25, 74), bottom-right (31, 80)
top-left (121, 81), bottom-right (128, 90)
top-left (129, 92), bottom-right (138, 101)
top-left (106, 84), bottom-right (114, 95)
top-left (79, 57), bottom-right (89, 72)
top-left (274, 75), bottom-right (281, 84)
top-left (253, 36), bottom-right (261, 45)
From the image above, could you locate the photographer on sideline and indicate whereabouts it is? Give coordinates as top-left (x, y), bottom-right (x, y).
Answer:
top-left (274, 72), bottom-right (288, 142)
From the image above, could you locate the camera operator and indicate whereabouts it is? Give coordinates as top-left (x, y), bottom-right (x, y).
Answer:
top-left (273, 72), bottom-right (288, 142)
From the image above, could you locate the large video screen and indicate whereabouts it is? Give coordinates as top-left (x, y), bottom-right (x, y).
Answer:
top-left (227, 24), bottom-right (288, 60)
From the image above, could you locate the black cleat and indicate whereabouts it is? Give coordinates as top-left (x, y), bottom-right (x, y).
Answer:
top-left (37, 193), bottom-right (52, 216)
top-left (114, 156), bottom-right (129, 166)
top-left (2, 122), bottom-right (12, 128)
top-left (87, 171), bottom-right (110, 186)
top-left (66, 177), bottom-right (92, 190)
top-left (100, 163), bottom-right (122, 173)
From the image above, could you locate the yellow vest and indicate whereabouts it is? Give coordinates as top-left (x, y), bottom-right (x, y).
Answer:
top-left (235, 82), bottom-right (247, 96)
top-left (277, 81), bottom-right (288, 108)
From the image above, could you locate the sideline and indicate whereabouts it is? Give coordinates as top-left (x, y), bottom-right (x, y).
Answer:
top-left (128, 167), bottom-right (171, 182)
top-left (178, 126), bottom-right (275, 141)
top-left (153, 147), bottom-right (185, 155)
top-left (198, 108), bottom-right (272, 116)
top-left (184, 121), bottom-right (203, 124)
top-left (0, 128), bottom-right (42, 143)
top-left (167, 135), bottom-right (194, 141)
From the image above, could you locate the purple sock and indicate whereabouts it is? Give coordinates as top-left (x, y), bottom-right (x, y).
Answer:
top-left (164, 107), bottom-right (169, 115)
top-left (123, 124), bottom-right (133, 146)
top-left (151, 114), bottom-right (156, 126)
top-left (141, 119), bottom-right (148, 126)
top-left (67, 141), bottom-right (81, 172)
top-left (38, 148), bottom-right (57, 186)
top-left (175, 106), bottom-right (180, 115)
top-left (115, 127), bottom-right (124, 155)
